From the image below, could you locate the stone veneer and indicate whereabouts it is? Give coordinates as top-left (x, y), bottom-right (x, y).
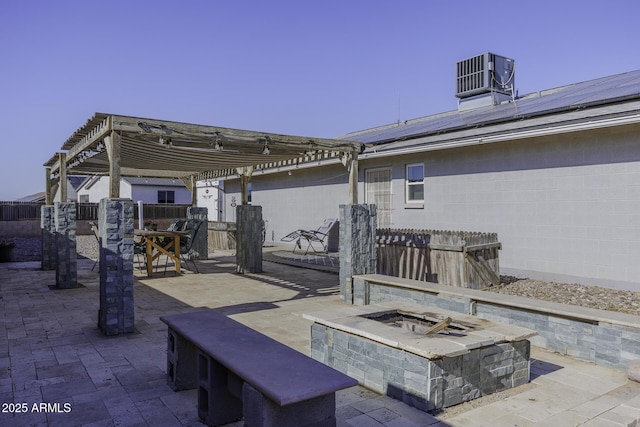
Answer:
top-left (40, 205), bottom-right (55, 270)
top-left (339, 204), bottom-right (377, 303)
top-left (353, 274), bottom-right (640, 371)
top-left (98, 198), bottom-right (135, 335)
top-left (187, 206), bottom-right (208, 260)
top-left (305, 302), bottom-right (535, 412)
top-left (54, 202), bottom-right (77, 288)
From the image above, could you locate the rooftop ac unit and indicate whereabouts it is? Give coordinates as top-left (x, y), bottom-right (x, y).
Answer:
top-left (455, 52), bottom-right (515, 99)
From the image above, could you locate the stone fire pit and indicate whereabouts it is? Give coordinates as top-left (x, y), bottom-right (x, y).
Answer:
top-left (304, 302), bottom-right (537, 412)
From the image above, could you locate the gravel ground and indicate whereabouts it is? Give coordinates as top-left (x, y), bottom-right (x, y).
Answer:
top-left (487, 275), bottom-right (640, 317)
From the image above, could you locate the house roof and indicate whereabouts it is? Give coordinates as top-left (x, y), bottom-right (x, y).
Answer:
top-left (344, 70), bottom-right (640, 150)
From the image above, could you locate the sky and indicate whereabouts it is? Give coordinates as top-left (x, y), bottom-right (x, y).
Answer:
top-left (2, 0), bottom-right (640, 200)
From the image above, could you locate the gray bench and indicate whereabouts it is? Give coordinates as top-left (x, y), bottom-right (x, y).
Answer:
top-left (160, 309), bottom-right (358, 427)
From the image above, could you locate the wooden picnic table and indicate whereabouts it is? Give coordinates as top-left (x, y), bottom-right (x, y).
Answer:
top-left (135, 229), bottom-right (188, 277)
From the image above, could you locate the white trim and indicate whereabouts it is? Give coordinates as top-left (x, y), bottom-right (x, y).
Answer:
top-left (405, 163), bottom-right (424, 204)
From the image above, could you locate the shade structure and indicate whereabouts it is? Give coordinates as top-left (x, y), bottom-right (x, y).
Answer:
top-left (45, 113), bottom-right (363, 188)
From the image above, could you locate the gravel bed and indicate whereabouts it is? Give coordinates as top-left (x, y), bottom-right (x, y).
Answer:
top-left (486, 275), bottom-right (640, 317)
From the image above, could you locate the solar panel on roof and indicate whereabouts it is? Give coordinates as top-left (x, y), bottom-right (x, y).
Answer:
top-left (344, 70), bottom-right (640, 145)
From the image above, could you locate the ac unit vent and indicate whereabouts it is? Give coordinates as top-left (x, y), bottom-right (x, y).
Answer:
top-left (455, 52), bottom-right (515, 99)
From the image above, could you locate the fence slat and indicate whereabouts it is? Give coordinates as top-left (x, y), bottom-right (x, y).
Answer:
top-left (376, 228), bottom-right (501, 289)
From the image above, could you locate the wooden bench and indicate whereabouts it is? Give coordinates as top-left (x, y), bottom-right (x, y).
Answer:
top-left (160, 309), bottom-right (358, 427)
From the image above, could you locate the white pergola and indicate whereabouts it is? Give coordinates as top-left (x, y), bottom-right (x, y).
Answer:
top-left (44, 112), bottom-right (363, 204)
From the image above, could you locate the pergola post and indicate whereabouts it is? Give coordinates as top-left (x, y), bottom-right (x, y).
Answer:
top-left (58, 153), bottom-right (67, 202)
top-left (236, 205), bottom-right (262, 274)
top-left (187, 206), bottom-right (208, 260)
top-left (105, 131), bottom-right (121, 198)
top-left (348, 151), bottom-right (359, 204)
top-left (238, 166), bottom-right (254, 205)
top-left (191, 175), bottom-right (197, 206)
top-left (44, 167), bottom-right (52, 205)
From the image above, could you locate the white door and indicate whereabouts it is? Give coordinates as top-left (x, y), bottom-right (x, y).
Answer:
top-left (365, 168), bottom-right (392, 228)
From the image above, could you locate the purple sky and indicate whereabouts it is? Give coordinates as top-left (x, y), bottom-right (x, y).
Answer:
top-left (2, 0), bottom-right (640, 200)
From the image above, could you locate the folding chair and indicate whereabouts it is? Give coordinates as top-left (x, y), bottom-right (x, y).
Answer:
top-left (280, 218), bottom-right (337, 255)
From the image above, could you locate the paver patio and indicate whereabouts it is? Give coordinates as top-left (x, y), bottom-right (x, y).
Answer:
top-left (1, 251), bottom-right (639, 426)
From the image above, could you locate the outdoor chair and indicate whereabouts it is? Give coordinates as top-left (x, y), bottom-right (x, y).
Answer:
top-left (164, 218), bottom-right (203, 274)
top-left (133, 235), bottom-right (146, 271)
top-left (280, 218), bottom-right (337, 255)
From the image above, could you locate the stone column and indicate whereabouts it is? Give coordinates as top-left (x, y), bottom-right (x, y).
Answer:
top-left (54, 202), bottom-right (77, 288)
top-left (236, 205), bottom-right (262, 274)
top-left (41, 205), bottom-right (56, 270)
top-left (98, 198), bottom-right (135, 335)
top-left (339, 204), bottom-right (377, 303)
top-left (187, 206), bottom-right (208, 260)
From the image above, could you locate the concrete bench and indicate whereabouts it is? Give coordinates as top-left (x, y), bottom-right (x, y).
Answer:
top-left (160, 309), bottom-right (358, 427)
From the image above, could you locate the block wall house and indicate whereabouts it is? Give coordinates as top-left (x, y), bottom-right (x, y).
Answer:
top-left (223, 64), bottom-right (640, 291)
top-left (75, 177), bottom-right (192, 204)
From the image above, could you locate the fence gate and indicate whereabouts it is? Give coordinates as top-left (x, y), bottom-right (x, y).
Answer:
top-left (365, 168), bottom-right (392, 228)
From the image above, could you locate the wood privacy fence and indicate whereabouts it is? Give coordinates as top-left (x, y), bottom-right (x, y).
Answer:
top-left (376, 229), bottom-right (502, 289)
top-left (208, 221), bottom-right (237, 250)
top-left (0, 202), bottom-right (43, 220)
top-left (0, 202), bottom-right (190, 221)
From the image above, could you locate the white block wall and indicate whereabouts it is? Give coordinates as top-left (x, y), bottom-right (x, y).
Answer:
top-left (224, 124), bottom-right (640, 289)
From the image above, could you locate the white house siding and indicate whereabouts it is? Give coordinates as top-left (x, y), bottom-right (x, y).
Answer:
top-left (130, 184), bottom-right (191, 204)
top-left (374, 124), bottom-right (640, 290)
top-left (76, 179), bottom-right (131, 202)
top-left (226, 123), bottom-right (640, 290)
top-left (223, 163), bottom-right (352, 246)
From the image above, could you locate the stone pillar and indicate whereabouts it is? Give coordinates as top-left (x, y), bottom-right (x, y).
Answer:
top-left (41, 205), bottom-right (56, 270)
top-left (339, 204), bottom-right (377, 303)
top-left (187, 206), bottom-right (208, 260)
top-left (54, 202), bottom-right (77, 288)
top-left (236, 205), bottom-right (262, 274)
top-left (98, 198), bottom-right (135, 335)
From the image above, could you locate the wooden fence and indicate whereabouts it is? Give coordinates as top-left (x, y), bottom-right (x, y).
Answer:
top-left (376, 229), bottom-right (501, 290)
top-left (0, 202), bottom-right (43, 220)
top-left (0, 202), bottom-right (190, 221)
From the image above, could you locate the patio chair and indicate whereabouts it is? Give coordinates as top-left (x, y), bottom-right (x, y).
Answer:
top-left (280, 218), bottom-right (337, 255)
top-left (164, 218), bottom-right (203, 274)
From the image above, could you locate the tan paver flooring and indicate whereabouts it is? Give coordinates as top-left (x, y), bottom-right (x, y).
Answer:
top-left (1, 252), bottom-right (639, 426)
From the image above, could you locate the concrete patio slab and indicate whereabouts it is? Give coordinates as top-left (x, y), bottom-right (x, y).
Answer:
top-left (1, 253), bottom-right (640, 426)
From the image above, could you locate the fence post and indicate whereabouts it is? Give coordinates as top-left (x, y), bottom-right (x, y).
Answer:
top-left (339, 204), bottom-right (377, 304)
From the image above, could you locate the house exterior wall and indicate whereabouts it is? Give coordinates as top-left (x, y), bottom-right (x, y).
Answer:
top-left (130, 183), bottom-right (191, 204)
top-left (76, 177), bottom-right (191, 204)
top-left (223, 163), bottom-right (353, 246)
top-left (399, 124), bottom-right (640, 289)
top-left (76, 178), bottom-right (131, 202)
top-left (226, 123), bottom-right (640, 290)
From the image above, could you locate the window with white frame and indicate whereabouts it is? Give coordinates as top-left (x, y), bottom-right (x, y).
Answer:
top-left (405, 163), bottom-right (424, 203)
